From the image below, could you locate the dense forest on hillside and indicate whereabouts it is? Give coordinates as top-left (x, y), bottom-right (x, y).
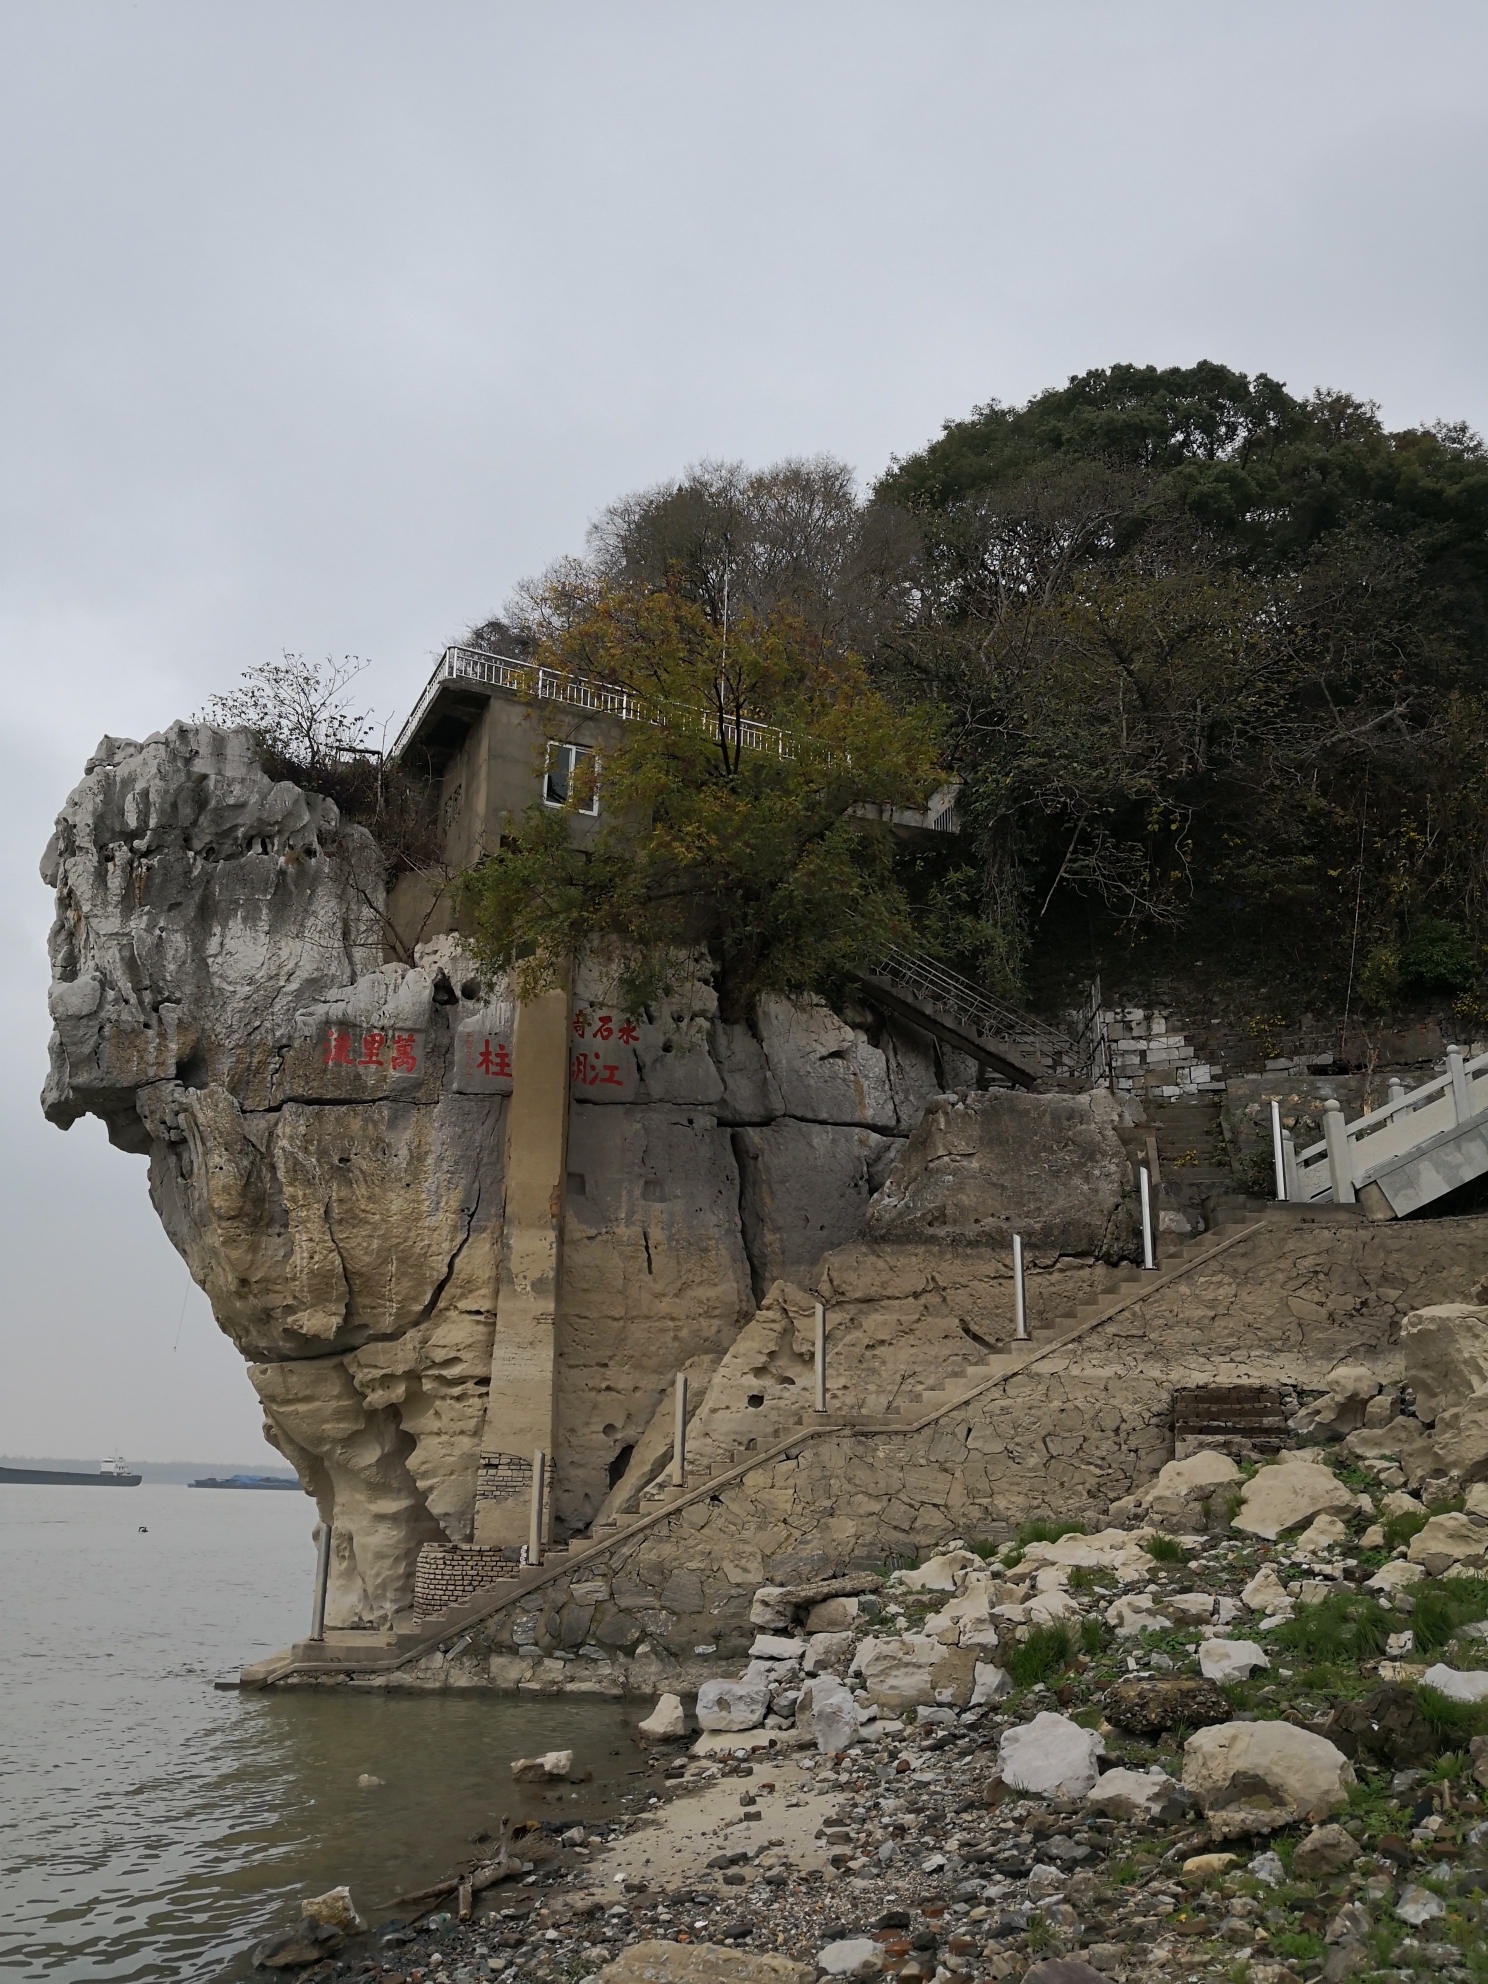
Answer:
top-left (458, 363), bottom-right (1487, 1030)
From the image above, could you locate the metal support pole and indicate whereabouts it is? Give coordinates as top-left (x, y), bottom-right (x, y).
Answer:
top-left (813, 1302), bottom-right (826, 1412)
top-left (672, 1372), bottom-right (688, 1489)
top-left (1012, 1233), bottom-right (1029, 1341)
top-left (1138, 1164), bottom-right (1156, 1270)
top-left (309, 1522), bottom-right (332, 1641)
top-left (1270, 1099), bottom-right (1287, 1202)
top-left (527, 1449), bottom-right (546, 1567)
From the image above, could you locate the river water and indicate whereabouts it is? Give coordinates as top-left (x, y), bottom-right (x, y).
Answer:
top-left (0, 1484), bottom-right (642, 1982)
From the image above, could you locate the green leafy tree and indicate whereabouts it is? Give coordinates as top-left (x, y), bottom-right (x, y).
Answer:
top-left (874, 364), bottom-right (1488, 1003)
top-left (455, 584), bottom-right (942, 1020)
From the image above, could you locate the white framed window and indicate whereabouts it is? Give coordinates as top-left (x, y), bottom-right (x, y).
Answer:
top-left (543, 740), bottom-right (599, 815)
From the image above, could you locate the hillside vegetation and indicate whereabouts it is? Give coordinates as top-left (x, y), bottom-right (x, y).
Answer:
top-left (446, 365), bottom-right (1488, 1031)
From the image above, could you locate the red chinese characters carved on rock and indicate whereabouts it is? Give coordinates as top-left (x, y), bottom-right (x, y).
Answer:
top-left (323, 1025), bottom-right (423, 1078)
top-left (573, 1009), bottom-right (640, 1045)
top-left (477, 1039), bottom-right (512, 1079)
top-left (571, 1050), bottom-right (626, 1089)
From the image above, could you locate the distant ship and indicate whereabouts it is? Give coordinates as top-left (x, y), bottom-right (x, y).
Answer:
top-left (0, 1455), bottom-right (141, 1486)
top-left (188, 1473), bottom-right (301, 1490)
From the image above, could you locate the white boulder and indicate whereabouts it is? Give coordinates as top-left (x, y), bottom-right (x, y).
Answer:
top-left (1240, 1566), bottom-right (1292, 1614)
top-left (638, 1693), bottom-right (688, 1741)
top-left (816, 1939), bottom-right (882, 1978)
top-left (851, 1634), bottom-right (942, 1709)
top-left (998, 1710), bottom-right (1105, 1798)
top-left (1400, 1303), bottom-right (1488, 1425)
top-left (1420, 1664), bottom-right (1488, 1703)
top-left (749, 1634), bottom-right (804, 1661)
top-left (1083, 1765), bottom-right (1185, 1821)
top-left (1182, 1721), bottom-right (1354, 1837)
top-left (1232, 1457), bottom-right (1357, 1540)
top-left (796, 1674), bottom-right (860, 1753)
top-left (695, 1677), bottom-right (772, 1731)
top-left (302, 1887), bottom-right (365, 1932)
top-left (510, 1749), bottom-right (574, 1782)
top-left (892, 1550), bottom-right (979, 1593)
top-left (1199, 1639), bottom-right (1270, 1683)
top-left (1106, 1592), bottom-right (1173, 1636)
top-left (1293, 1514), bottom-right (1349, 1557)
top-left (969, 1663), bottom-right (1013, 1707)
top-left (1366, 1560), bottom-right (1428, 1598)
top-left (1407, 1512), bottom-right (1488, 1576)
top-left (1395, 1883), bottom-right (1447, 1927)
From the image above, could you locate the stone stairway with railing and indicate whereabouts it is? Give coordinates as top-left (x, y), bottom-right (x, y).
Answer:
top-left (854, 944), bottom-right (1096, 1091)
top-left (1285, 1043), bottom-right (1488, 1217)
top-left (243, 1200), bottom-right (1287, 1685)
top-left (578, 1193), bottom-right (1273, 1548)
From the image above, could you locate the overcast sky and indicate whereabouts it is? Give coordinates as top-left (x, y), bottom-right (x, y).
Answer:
top-left (1, 1), bottom-right (1484, 1464)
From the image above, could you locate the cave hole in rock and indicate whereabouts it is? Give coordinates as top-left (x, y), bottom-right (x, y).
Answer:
top-left (607, 1444), bottom-right (635, 1489)
top-left (746, 1394), bottom-right (765, 1409)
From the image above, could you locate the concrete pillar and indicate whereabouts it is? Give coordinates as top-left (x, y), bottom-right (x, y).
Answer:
top-left (474, 984), bottom-right (571, 1549)
top-left (1322, 1098), bottom-right (1356, 1204)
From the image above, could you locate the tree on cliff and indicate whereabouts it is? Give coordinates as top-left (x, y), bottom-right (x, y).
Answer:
top-left (454, 584), bottom-right (943, 1021)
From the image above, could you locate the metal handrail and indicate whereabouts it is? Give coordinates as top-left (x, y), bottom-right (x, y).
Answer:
top-left (865, 942), bottom-right (1075, 1052)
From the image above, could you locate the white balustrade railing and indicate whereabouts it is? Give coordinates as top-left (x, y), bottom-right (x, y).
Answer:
top-left (1286, 1045), bottom-right (1488, 1204)
top-left (392, 644), bottom-right (793, 763)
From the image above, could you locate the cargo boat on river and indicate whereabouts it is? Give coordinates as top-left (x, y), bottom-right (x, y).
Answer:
top-left (0, 1455), bottom-right (141, 1486)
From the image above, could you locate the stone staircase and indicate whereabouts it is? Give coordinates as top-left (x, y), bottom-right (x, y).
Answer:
top-left (893, 1195), bottom-right (1267, 1416)
top-left (575, 1197), bottom-right (1275, 1547)
top-left (246, 1205), bottom-right (1288, 1683)
top-left (854, 944), bottom-right (1087, 1091)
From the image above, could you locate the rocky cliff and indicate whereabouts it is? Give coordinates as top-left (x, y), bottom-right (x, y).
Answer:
top-left (40, 724), bottom-right (982, 1625)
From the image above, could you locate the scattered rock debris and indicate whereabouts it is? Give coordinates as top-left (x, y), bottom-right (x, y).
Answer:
top-left (254, 1427), bottom-right (1488, 1984)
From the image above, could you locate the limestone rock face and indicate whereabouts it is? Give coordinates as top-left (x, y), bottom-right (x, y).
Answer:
top-left (865, 1087), bottom-right (1140, 1259)
top-left (1400, 1304), bottom-right (1488, 1425)
top-left (43, 726), bottom-right (981, 1625)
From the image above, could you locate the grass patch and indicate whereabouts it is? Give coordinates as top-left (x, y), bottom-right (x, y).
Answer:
top-left (1079, 1615), bottom-right (1104, 1655)
top-left (1416, 1684), bottom-right (1488, 1743)
top-left (1268, 1929), bottom-right (1324, 1964)
top-left (1383, 1509), bottom-right (1431, 1550)
top-left (1015, 1518), bottom-right (1086, 1548)
top-left (1270, 1588), bottom-right (1390, 1665)
top-left (1412, 1575), bottom-right (1488, 1654)
top-left (1145, 1533), bottom-right (1187, 1564)
top-left (1007, 1622), bottom-right (1076, 1689)
top-left (1024, 1913), bottom-right (1051, 1954)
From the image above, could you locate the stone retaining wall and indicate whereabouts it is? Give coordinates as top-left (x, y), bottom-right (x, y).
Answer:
top-left (297, 1209), bottom-right (1487, 1695)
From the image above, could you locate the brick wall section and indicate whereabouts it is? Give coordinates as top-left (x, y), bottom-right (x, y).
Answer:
top-left (347, 1211), bottom-right (1486, 1693)
top-left (413, 1543), bottom-right (520, 1617)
